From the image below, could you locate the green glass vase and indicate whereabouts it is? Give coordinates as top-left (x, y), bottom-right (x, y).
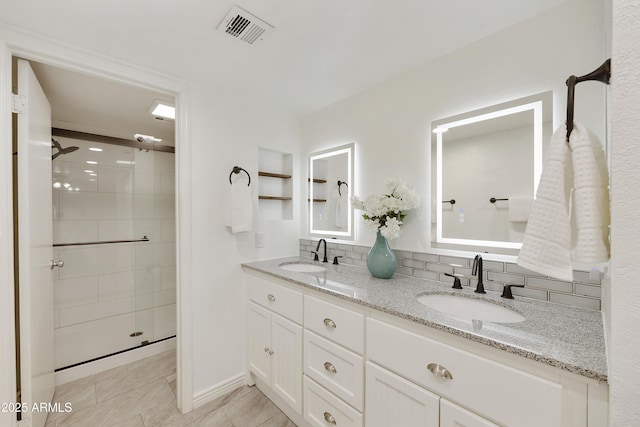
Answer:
top-left (366, 230), bottom-right (397, 279)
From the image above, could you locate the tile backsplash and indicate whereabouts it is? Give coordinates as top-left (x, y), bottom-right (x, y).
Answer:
top-left (299, 239), bottom-right (602, 311)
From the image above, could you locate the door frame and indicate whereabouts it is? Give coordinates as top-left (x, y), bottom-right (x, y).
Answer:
top-left (0, 27), bottom-right (194, 426)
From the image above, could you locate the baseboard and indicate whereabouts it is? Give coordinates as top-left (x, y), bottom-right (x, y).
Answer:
top-left (55, 337), bottom-right (176, 386)
top-left (192, 372), bottom-right (246, 409)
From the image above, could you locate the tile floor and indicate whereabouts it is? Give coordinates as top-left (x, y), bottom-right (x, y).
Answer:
top-left (45, 350), bottom-right (296, 426)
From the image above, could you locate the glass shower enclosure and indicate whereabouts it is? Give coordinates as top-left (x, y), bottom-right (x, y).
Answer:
top-left (51, 131), bottom-right (176, 370)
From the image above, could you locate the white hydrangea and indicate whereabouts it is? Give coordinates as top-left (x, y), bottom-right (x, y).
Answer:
top-left (350, 179), bottom-right (420, 240)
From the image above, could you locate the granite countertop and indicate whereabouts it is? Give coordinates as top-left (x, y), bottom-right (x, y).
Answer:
top-left (243, 256), bottom-right (608, 382)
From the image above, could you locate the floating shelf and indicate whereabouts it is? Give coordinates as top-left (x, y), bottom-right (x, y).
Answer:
top-left (259, 171), bottom-right (292, 179)
top-left (308, 199), bottom-right (327, 203)
top-left (259, 196), bottom-right (292, 201)
top-left (308, 178), bottom-right (327, 183)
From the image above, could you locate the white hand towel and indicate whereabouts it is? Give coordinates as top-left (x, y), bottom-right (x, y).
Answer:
top-left (569, 122), bottom-right (610, 263)
top-left (517, 122), bottom-right (610, 281)
top-left (335, 190), bottom-right (346, 228)
top-left (226, 179), bottom-right (253, 234)
top-left (508, 196), bottom-right (533, 223)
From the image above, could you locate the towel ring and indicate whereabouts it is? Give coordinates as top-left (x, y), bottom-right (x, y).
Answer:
top-left (337, 180), bottom-right (348, 196)
top-left (229, 166), bottom-right (251, 186)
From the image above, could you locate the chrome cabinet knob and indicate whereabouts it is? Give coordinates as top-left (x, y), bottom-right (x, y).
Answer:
top-left (323, 412), bottom-right (337, 425)
top-left (267, 294), bottom-right (275, 302)
top-left (50, 259), bottom-right (64, 270)
top-left (324, 361), bottom-right (337, 374)
top-left (427, 363), bottom-right (453, 380)
top-left (323, 318), bottom-right (337, 329)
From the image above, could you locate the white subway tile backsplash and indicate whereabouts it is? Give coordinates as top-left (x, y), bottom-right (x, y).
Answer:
top-left (487, 271), bottom-right (525, 286)
top-left (549, 293), bottom-right (600, 311)
top-left (298, 239), bottom-right (602, 310)
top-left (526, 276), bottom-right (573, 293)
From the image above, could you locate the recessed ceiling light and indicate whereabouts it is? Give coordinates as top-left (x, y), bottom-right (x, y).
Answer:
top-left (86, 160), bottom-right (98, 165)
top-left (89, 147), bottom-right (103, 152)
top-left (149, 100), bottom-right (175, 121)
top-left (84, 170), bottom-right (94, 173)
top-left (116, 160), bottom-right (134, 165)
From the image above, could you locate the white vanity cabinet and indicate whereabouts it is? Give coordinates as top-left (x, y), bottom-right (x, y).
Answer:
top-left (244, 269), bottom-right (608, 427)
top-left (303, 295), bottom-right (365, 426)
top-left (247, 276), bottom-right (303, 414)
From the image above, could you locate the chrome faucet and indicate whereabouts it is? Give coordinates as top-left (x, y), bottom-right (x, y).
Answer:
top-left (472, 255), bottom-right (486, 294)
top-left (315, 239), bottom-right (328, 263)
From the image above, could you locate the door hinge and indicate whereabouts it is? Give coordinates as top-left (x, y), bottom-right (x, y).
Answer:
top-left (12, 94), bottom-right (27, 114)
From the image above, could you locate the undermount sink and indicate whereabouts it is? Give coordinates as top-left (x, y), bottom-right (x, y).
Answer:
top-left (279, 262), bottom-right (327, 273)
top-left (417, 293), bottom-right (525, 323)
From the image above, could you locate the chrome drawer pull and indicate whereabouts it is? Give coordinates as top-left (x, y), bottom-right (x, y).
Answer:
top-left (427, 363), bottom-right (453, 380)
top-left (323, 318), bottom-right (337, 329)
top-left (324, 361), bottom-right (337, 374)
top-left (267, 294), bottom-right (275, 302)
top-left (323, 411), bottom-right (337, 425)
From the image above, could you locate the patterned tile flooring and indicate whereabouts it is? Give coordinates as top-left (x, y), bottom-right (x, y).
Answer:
top-left (45, 350), bottom-right (296, 426)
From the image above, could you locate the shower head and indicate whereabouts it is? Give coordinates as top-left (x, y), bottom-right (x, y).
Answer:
top-left (51, 138), bottom-right (79, 160)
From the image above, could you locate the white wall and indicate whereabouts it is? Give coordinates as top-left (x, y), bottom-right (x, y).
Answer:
top-left (188, 84), bottom-right (300, 395)
top-left (300, 0), bottom-right (606, 253)
top-left (609, 0), bottom-right (640, 424)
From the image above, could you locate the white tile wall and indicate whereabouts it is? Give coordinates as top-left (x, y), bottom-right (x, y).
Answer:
top-left (52, 139), bottom-right (175, 369)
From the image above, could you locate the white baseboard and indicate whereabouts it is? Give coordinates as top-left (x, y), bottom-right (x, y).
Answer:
top-left (192, 373), bottom-right (246, 410)
top-left (55, 338), bottom-right (176, 386)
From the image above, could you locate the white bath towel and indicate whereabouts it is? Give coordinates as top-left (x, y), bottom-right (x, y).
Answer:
top-left (226, 179), bottom-right (253, 234)
top-left (517, 122), bottom-right (610, 281)
top-left (508, 196), bottom-right (533, 223)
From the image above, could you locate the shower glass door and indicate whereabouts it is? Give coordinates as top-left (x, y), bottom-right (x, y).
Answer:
top-left (52, 135), bottom-right (176, 369)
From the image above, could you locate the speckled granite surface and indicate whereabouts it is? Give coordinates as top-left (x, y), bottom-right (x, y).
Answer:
top-left (243, 256), bottom-right (608, 382)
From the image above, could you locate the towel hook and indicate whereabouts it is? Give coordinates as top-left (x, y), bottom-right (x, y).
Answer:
top-left (337, 180), bottom-right (348, 196)
top-left (566, 58), bottom-right (611, 142)
top-left (229, 166), bottom-right (251, 186)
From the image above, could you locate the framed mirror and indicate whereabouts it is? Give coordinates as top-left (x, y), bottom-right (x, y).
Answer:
top-left (431, 91), bottom-right (552, 255)
top-left (309, 143), bottom-right (355, 240)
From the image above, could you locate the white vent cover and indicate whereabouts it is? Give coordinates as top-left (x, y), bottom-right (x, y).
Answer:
top-left (217, 5), bottom-right (274, 46)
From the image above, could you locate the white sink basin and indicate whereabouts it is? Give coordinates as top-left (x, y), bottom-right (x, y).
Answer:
top-left (279, 262), bottom-right (327, 273)
top-left (417, 294), bottom-right (525, 323)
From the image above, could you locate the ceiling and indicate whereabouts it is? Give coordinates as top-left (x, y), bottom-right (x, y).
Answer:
top-left (1, 0), bottom-right (568, 143)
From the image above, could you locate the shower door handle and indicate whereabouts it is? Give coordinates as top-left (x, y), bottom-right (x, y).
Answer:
top-left (50, 259), bottom-right (64, 270)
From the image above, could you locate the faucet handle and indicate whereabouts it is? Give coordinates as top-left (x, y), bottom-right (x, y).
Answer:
top-left (333, 256), bottom-right (342, 265)
top-left (501, 284), bottom-right (525, 299)
top-left (310, 251), bottom-right (319, 261)
top-left (444, 273), bottom-right (463, 289)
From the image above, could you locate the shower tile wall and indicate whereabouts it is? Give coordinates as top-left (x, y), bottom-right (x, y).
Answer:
top-left (52, 136), bottom-right (175, 369)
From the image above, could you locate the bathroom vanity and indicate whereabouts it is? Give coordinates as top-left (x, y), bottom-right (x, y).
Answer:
top-left (242, 257), bottom-right (608, 427)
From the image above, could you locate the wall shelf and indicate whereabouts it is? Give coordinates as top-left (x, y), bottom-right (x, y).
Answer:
top-left (308, 178), bottom-right (327, 183)
top-left (308, 199), bottom-right (327, 203)
top-left (259, 171), bottom-right (292, 179)
top-left (259, 196), bottom-right (293, 201)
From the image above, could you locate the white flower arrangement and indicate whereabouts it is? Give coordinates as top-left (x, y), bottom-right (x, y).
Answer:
top-left (351, 179), bottom-right (421, 240)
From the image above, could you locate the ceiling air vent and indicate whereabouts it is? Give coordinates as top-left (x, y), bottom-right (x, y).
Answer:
top-left (217, 5), bottom-right (274, 46)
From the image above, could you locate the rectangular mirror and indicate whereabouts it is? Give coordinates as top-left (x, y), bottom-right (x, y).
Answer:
top-left (431, 91), bottom-right (552, 256)
top-left (309, 143), bottom-right (355, 240)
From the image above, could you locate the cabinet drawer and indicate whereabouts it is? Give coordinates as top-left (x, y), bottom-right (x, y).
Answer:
top-left (247, 275), bottom-right (303, 324)
top-left (440, 399), bottom-right (499, 427)
top-left (304, 295), bottom-right (364, 354)
top-left (367, 318), bottom-right (562, 427)
top-left (303, 376), bottom-right (363, 427)
top-left (304, 331), bottom-right (364, 411)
